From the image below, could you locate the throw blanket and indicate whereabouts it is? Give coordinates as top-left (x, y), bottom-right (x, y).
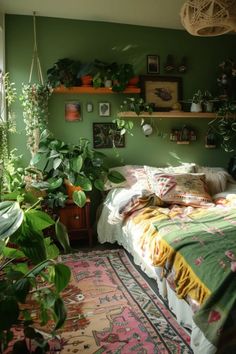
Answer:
top-left (149, 203), bottom-right (236, 350)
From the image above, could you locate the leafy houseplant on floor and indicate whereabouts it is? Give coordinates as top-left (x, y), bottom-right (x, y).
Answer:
top-left (30, 130), bottom-right (125, 208)
top-left (0, 187), bottom-right (71, 353)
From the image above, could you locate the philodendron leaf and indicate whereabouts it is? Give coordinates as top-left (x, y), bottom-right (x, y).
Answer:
top-left (94, 179), bottom-right (104, 191)
top-left (74, 175), bottom-right (92, 191)
top-left (71, 155), bottom-right (83, 173)
top-left (0, 201), bottom-right (23, 240)
top-left (72, 190), bottom-right (87, 208)
top-left (0, 297), bottom-right (19, 330)
top-left (53, 263), bottom-right (71, 293)
top-left (108, 170), bottom-right (126, 184)
top-left (24, 209), bottom-right (54, 231)
top-left (13, 278), bottom-right (31, 303)
top-left (54, 297), bottom-right (67, 330)
top-left (55, 219), bottom-right (71, 253)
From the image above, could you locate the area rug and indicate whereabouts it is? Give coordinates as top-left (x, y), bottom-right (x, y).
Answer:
top-left (53, 249), bottom-right (192, 353)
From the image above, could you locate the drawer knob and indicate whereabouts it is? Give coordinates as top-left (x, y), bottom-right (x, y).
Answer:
top-left (75, 216), bottom-right (80, 220)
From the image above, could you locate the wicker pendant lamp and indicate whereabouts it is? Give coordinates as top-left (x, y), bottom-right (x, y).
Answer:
top-left (180, 0), bottom-right (236, 36)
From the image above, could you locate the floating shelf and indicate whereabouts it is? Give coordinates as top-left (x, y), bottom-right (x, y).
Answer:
top-left (53, 86), bottom-right (141, 94)
top-left (117, 111), bottom-right (216, 119)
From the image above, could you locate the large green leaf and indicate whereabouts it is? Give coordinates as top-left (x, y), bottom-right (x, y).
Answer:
top-left (0, 297), bottom-right (19, 330)
top-left (0, 201), bottom-right (24, 240)
top-left (71, 155), bottom-right (83, 173)
top-left (44, 237), bottom-right (60, 259)
top-left (55, 219), bottom-right (71, 253)
top-left (72, 190), bottom-right (87, 207)
top-left (74, 175), bottom-right (92, 191)
top-left (2, 246), bottom-right (25, 259)
top-left (54, 297), bottom-right (67, 330)
top-left (94, 178), bottom-right (105, 191)
top-left (53, 157), bottom-right (62, 170)
top-left (13, 278), bottom-right (31, 303)
top-left (108, 170), bottom-right (126, 184)
top-left (53, 263), bottom-right (71, 293)
top-left (24, 209), bottom-right (54, 231)
top-left (30, 152), bottom-right (42, 165)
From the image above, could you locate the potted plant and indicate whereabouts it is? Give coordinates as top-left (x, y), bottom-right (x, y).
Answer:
top-left (202, 90), bottom-right (214, 112)
top-left (191, 89), bottom-right (203, 112)
top-left (209, 100), bottom-right (236, 152)
top-left (30, 130), bottom-right (125, 208)
top-left (0, 179), bottom-right (71, 352)
top-left (112, 63), bottom-right (134, 92)
top-left (47, 58), bottom-right (80, 88)
top-left (20, 83), bottom-right (52, 156)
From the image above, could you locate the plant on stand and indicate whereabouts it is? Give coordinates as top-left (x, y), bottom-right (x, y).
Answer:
top-left (190, 90), bottom-right (203, 112)
top-left (30, 130), bottom-right (125, 208)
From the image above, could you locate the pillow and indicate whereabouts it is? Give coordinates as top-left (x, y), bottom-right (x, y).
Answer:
top-left (104, 165), bottom-right (150, 191)
top-left (145, 163), bottom-right (196, 189)
top-left (195, 166), bottom-right (236, 196)
top-left (146, 172), bottom-right (213, 207)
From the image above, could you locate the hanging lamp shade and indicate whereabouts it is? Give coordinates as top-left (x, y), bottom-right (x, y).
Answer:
top-left (180, 0), bottom-right (236, 36)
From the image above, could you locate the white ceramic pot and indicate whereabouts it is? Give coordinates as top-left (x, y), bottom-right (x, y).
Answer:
top-left (142, 124), bottom-right (153, 136)
top-left (190, 102), bottom-right (202, 113)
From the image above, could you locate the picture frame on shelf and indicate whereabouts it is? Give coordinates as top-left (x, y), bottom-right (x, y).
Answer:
top-left (99, 102), bottom-right (111, 117)
top-left (147, 55), bottom-right (160, 74)
top-left (65, 101), bottom-right (82, 122)
top-left (93, 122), bottom-right (125, 149)
top-left (140, 75), bottom-right (182, 111)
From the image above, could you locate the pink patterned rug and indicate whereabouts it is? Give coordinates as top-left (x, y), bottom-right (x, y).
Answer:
top-left (53, 249), bottom-right (192, 353)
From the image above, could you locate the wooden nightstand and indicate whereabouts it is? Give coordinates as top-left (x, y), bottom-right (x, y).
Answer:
top-left (58, 199), bottom-right (93, 247)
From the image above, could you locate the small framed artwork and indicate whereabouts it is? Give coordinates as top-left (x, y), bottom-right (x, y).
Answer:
top-left (65, 102), bottom-right (82, 122)
top-left (147, 55), bottom-right (160, 74)
top-left (99, 102), bottom-right (111, 117)
top-left (93, 122), bottom-right (125, 149)
top-left (140, 75), bottom-right (182, 111)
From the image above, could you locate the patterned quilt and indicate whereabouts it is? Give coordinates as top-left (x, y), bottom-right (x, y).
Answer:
top-left (127, 197), bottom-right (236, 351)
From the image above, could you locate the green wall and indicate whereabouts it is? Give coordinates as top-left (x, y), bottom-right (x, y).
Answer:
top-left (5, 15), bottom-right (236, 168)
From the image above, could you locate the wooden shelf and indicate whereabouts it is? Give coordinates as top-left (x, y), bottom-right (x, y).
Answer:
top-left (118, 111), bottom-right (216, 119)
top-left (53, 86), bottom-right (141, 94)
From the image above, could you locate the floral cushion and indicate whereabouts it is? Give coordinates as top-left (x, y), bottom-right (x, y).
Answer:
top-left (147, 172), bottom-right (213, 207)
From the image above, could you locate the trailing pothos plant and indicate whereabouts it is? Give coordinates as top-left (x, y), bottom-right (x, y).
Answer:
top-left (209, 100), bottom-right (236, 152)
top-left (0, 190), bottom-right (72, 353)
top-left (30, 130), bottom-right (125, 208)
top-left (113, 97), bottom-right (153, 136)
top-left (0, 72), bottom-right (17, 195)
top-left (19, 83), bottom-right (52, 156)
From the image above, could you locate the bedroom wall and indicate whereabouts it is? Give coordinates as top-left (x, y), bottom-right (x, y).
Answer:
top-left (5, 14), bottom-right (236, 169)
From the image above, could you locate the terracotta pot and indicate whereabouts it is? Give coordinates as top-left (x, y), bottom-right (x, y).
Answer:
top-left (127, 76), bottom-right (139, 87)
top-left (81, 75), bottom-right (92, 87)
top-left (64, 180), bottom-right (82, 200)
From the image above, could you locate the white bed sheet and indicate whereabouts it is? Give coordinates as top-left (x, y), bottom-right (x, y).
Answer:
top-left (97, 187), bottom-right (217, 354)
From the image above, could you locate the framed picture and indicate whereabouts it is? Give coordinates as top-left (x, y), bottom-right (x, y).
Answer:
top-left (140, 75), bottom-right (182, 111)
top-left (93, 122), bottom-right (125, 149)
top-left (86, 102), bottom-right (93, 113)
top-left (147, 55), bottom-right (160, 74)
top-left (65, 101), bottom-right (82, 122)
top-left (99, 102), bottom-right (111, 117)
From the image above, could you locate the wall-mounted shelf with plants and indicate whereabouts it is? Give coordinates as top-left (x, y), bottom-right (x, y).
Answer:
top-left (53, 86), bottom-right (141, 94)
top-left (117, 111), bottom-right (216, 119)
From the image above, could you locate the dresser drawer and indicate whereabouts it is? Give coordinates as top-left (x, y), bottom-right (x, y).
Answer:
top-left (59, 204), bottom-right (86, 230)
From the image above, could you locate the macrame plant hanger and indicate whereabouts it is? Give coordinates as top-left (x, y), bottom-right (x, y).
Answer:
top-left (29, 12), bottom-right (44, 85)
top-left (28, 12), bottom-right (44, 156)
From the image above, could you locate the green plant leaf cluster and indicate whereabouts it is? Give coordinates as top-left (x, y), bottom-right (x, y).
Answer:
top-left (30, 130), bottom-right (125, 207)
top-left (0, 196), bottom-right (71, 352)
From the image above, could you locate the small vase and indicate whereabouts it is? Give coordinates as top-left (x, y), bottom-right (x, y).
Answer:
top-left (64, 179), bottom-right (82, 200)
top-left (190, 102), bottom-right (202, 113)
top-left (127, 76), bottom-right (139, 87)
top-left (104, 79), bottom-right (112, 88)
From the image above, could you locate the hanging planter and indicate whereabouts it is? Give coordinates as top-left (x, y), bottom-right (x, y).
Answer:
top-left (20, 12), bottom-right (52, 156)
top-left (20, 83), bottom-right (52, 155)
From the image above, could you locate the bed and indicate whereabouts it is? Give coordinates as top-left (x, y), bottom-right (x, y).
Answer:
top-left (97, 163), bottom-right (236, 354)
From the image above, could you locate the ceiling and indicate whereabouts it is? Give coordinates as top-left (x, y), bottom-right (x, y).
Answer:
top-left (0, 0), bottom-right (187, 30)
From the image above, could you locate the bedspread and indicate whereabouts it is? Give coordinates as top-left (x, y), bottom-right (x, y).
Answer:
top-left (131, 201), bottom-right (236, 350)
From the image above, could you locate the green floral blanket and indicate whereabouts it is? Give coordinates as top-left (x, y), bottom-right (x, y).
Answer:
top-left (152, 204), bottom-right (236, 351)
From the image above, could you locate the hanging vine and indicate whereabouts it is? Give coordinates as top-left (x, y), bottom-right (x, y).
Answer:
top-left (0, 71), bottom-right (17, 195)
top-left (20, 12), bottom-right (52, 156)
